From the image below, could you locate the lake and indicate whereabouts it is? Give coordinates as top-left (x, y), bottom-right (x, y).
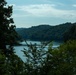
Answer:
top-left (14, 41), bottom-right (61, 62)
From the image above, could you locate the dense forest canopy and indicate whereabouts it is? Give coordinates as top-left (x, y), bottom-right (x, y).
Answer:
top-left (16, 22), bottom-right (74, 41)
top-left (64, 23), bottom-right (76, 41)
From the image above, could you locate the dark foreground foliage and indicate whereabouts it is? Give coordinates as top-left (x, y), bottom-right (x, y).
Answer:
top-left (0, 40), bottom-right (76, 75)
top-left (0, 0), bottom-right (18, 55)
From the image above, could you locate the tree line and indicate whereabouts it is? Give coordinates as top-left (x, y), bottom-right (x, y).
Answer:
top-left (16, 22), bottom-right (73, 41)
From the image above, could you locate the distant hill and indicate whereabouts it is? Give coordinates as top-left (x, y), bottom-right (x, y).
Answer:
top-left (64, 23), bottom-right (76, 41)
top-left (16, 22), bottom-right (74, 41)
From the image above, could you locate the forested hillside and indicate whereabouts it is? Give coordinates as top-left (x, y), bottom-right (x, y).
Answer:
top-left (16, 22), bottom-right (73, 41)
top-left (64, 23), bottom-right (76, 41)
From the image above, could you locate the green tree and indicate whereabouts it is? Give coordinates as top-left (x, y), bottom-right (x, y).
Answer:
top-left (0, 0), bottom-right (18, 54)
top-left (0, 48), bottom-right (25, 75)
top-left (0, 1), bottom-right (25, 75)
top-left (22, 41), bottom-right (47, 75)
top-left (42, 40), bottom-right (76, 75)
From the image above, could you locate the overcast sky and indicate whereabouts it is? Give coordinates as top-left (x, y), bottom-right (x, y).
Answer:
top-left (7, 0), bottom-right (76, 28)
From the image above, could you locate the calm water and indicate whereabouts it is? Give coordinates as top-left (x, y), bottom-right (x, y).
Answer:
top-left (14, 41), bottom-right (61, 62)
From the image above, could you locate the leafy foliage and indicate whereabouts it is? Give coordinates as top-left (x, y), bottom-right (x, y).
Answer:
top-left (41, 40), bottom-right (76, 75)
top-left (1, 40), bottom-right (76, 75)
top-left (0, 49), bottom-right (25, 75)
top-left (0, 0), bottom-right (24, 75)
top-left (0, 0), bottom-right (18, 52)
top-left (22, 41), bottom-right (48, 75)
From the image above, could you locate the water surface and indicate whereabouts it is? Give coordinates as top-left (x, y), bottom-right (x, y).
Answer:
top-left (14, 41), bottom-right (61, 61)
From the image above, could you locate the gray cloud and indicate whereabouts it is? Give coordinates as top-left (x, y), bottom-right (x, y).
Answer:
top-left (13, 4), bottom-right (76, 19)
